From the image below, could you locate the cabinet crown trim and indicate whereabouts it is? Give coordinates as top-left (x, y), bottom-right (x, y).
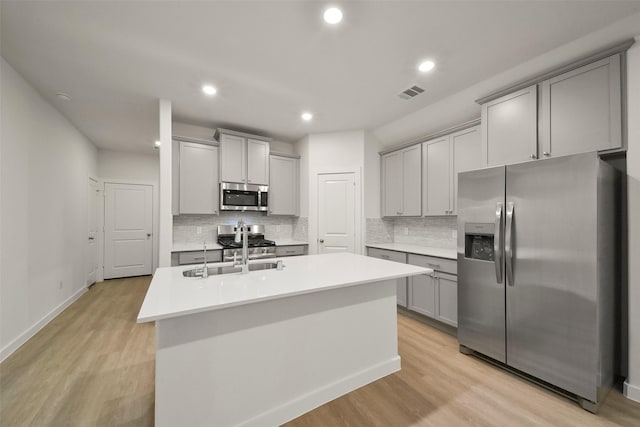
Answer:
top-left (475, 38), bottom-right (634, 105)
top-left (379, 118), bottom-right (480, 156)
top-left (214, 128), bottom-right (273, 142)
top-left (270, 152), bottom-right (301, 159)
top-left (173, 135), bottom-right (219, 146)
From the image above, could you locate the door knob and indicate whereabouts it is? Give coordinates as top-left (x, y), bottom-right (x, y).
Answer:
top-left (319, 239), bottom-right (324, 243)
top-left (146, 233), bottom-right (151, 238)
top-left (88, 237), bottom-right (95, 241)
top-left (543, 152), bottom-right (550, 157)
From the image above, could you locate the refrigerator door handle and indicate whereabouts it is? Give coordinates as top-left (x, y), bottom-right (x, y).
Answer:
top-left (505, 202), bottom-right (515, 286)
top-left (494, 202), bottom-right (503, 283)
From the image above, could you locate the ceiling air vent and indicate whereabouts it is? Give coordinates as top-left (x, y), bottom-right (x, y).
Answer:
top-left (397, 85), bottom-right (425, 100)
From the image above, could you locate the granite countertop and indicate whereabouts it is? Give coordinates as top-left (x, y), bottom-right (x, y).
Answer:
top-left (366, 243), bottom-right (457, 260)
top-left (271, 239), bottom-right (308, 246)
top-left (137, 253), bottom-right (431, 323)
top-left (172, 239), bottom-right (308, 253)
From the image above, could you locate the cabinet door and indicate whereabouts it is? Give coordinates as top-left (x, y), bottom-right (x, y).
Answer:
top-left (402, 145), bottom-right (422, 216)
top-left (451, 126), bottom-right (481, 214)
top-left (381, 151), bottom-right (403, 217)
top-left (541, 54), bottom-right (621, 157)
top-left (423, 137), bottom-right (451, 216)
top-left (367, 248), bottom-right (407, 307)
top-left (269, 155), bottom-right (298, 215)
top-left (219, 134), bottom-right (246, 183)
top-left (481, 85), bottom-right (538, 166)
top-left (437, 273), bottom-right (458, 327)
top-left (408, 273), bottom-right (436, 318)
top-left (247, 139), bottom-right (270, 185)
top-left (179, 142), bottom-right (219, 214)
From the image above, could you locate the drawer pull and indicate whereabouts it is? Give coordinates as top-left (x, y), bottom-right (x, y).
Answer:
top-left (381, 255), bottom-right (390, 259)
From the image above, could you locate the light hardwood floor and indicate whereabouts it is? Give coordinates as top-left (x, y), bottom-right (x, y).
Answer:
top-left (1, 276), bottom-right (639, 426)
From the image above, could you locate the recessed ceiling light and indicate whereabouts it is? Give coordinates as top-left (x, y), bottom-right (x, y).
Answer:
top-left (55, 92), bottom-right (71, 101)
top-left (202, 85), bottom-right (217, 96)
top-left (301, 112), bottom-right (313, 121)
top-left (418, 60), bottom-right (435, 73)
top-left (323, 7), bottom-right (343, 24)
top-left (154, 140), bottom-right (161, 148)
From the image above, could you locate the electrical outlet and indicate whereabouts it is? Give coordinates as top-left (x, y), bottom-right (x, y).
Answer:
top-left (276, 225), bottom-right (281, 233)
top-left (196, 226), bottom-right (202, 235)
top-left (59, 280), bottom-right (63, 290)
top-left (451, 230), bottom-right (456, 239)
top-left (403, 227), bottom-right (409, 235)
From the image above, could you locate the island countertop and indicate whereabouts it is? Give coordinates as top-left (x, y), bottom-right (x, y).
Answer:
top-left (137, 252), bottom-right (430, 323)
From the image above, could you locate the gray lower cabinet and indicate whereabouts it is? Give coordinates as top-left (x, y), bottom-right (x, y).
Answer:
top-left (275, 245), bottom-right (306, 257)
top-left (407, 254), bottom-right (458, 327)
top-left (172, 250), bottom-right (222, 266)
top-left (367, 247), bottom-right (408, 307)
top-left (436, 272), bottom-right (458, 327)
top-left (408, 271), bottom-right (436, 317)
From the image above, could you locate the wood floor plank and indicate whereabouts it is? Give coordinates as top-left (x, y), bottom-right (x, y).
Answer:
top-left (1, 276), bottom-right (639, 426)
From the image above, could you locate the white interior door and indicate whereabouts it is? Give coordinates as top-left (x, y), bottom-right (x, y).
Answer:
top-left (104, 183), bottom-right (153, 279)
top-left (318, 173), bottom-right (355, 254)
top-left (87, 178), bottom-right (99, 286)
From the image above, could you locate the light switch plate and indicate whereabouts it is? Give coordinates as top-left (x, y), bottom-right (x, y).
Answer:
top-left (403, 227), bottom-right (409, 235)
top-left (196, 226), bottom-right (202, 235)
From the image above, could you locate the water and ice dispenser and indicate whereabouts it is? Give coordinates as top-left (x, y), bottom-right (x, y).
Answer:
top-left (464, 223), bottom-right (495, 261)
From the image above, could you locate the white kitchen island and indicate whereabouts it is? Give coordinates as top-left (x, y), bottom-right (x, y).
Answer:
top-left (138, 252), bottom-right (430, 427)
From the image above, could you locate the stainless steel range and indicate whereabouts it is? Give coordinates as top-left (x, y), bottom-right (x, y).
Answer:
top-left (217, 224), bottom-right (276, 262)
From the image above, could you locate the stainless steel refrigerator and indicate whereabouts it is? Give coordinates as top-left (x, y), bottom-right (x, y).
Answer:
top-left (457, 151), bottom-right (618, 412)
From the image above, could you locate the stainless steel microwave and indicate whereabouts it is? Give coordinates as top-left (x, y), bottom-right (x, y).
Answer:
top-left (220, 182), bottom-right (268, 212)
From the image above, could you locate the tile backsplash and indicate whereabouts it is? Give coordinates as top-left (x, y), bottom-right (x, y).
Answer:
top-left (173, 212), bottom-right (300, 244)
top-left (392, 216), bottom-right (457, 249)
top-left (365, 218), bottom-right (394, 244)
top-left (366, 216), bottom-right (457, 249)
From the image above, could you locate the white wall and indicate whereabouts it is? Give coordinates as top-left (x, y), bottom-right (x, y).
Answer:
top-left (0, 57), bottom-right (98, 361)
top-left (623, 36), bottom-right (640, 402)
top-left (98, 149), bottom-right (159, 182)
top-left (297, 130), bottom-right (365, 254)
top-left (364, 131), bottom-right (382, 219)
top-left (97, 149), bottom-right (160, 275)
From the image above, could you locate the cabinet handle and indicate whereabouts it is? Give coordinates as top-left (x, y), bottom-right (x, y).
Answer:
top-left (381, 255), bottom-right (390, 260)
top-left (397, 211), bottom-right (403, 215)
top-left (529, 154), bottom-right (537, 159)
top-left (543, 152), bottom-right (550, 157)
top-left (319, 239), bottom-right (324, 243)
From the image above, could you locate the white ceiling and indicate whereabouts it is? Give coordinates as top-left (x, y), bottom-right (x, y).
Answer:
top-left (2, 1), bottom-right (640, 154)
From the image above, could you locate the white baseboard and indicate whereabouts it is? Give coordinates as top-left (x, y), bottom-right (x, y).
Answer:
top-left (624, 380), bottom-right (640, 403)
top-left (241, 357), bottom-right (401, 427)
top-left (0, 287), bottom-right (87, 363)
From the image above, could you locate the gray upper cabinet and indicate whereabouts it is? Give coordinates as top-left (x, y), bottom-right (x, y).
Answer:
top-left (422, 136), bottom-right (451, 216)
top-left (451, 125), bottom-right (481, 214)
top-left (218, 130), bottom-right (270, 185)
top-left (179, 142), bottom-right (219, 215)
top-left (479, 52), bottom-right (624, 165)
top-left (269, 154), bottom-right (298, 216)
top-left (219, 134), bottom-right (246, 184)
top-left (381, 144), bottom-right (421, 217)
top-left (247, 139), bottom-right (270, 185)
top-left (481, 84), bottom-right (538, 167)
top-left (541, 54), bottom-right (622, 158)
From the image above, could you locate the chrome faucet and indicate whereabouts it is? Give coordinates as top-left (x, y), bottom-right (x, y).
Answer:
top-left (234, 220), bottom-right (250, 274)
top-left (201, 241), bottom-right (208, 278)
